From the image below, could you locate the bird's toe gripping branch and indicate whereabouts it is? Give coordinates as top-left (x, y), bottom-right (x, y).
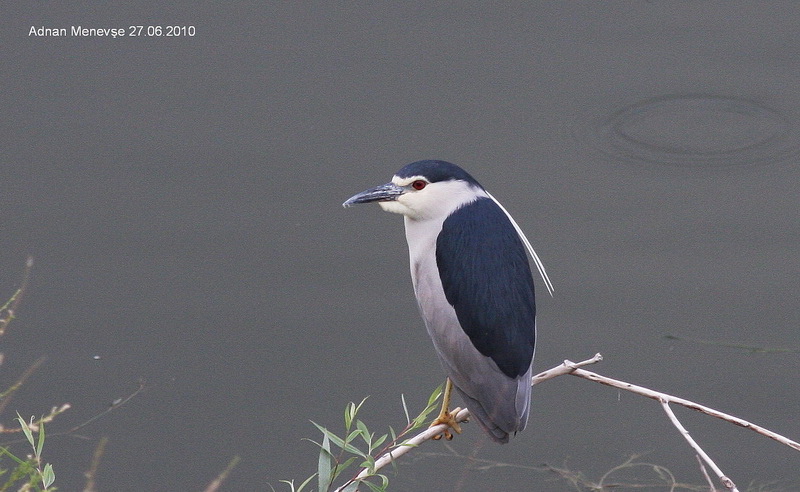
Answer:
top-left (430, 409), bottom-right (462, 440)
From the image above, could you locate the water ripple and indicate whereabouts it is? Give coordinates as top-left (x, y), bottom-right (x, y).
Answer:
top-left (578, 94), bottom-right (800, 169)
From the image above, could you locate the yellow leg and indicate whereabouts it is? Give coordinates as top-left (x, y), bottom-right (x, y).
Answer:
top-left (429, 378), bottom-right (462, 440)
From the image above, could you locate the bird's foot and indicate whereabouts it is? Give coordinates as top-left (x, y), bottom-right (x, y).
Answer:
top-left (430, 407), bottom-right (462, 440)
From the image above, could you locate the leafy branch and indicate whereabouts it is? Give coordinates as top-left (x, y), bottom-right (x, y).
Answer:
top-left (282, 386), bottom-right (443, 492)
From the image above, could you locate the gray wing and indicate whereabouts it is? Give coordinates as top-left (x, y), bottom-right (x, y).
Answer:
top-left (410, 235), bottom-right (533, 441)
top-left (435, 198), bottom-right (537, 378)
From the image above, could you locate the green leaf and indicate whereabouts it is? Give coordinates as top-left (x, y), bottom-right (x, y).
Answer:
top-left (360, 455), bottom-right (376, 474)
top-left (296, 473), bottom-right (316, 492)
top-left (353, 397), bottom-right (369, 414)
top-left (311, 422), bottom-right (364, 456)
top-left (362, 479), bottom-right (386, 492)
top-left (16, 414), bottom-right (34, 449)
top-left (371, 433), bottom-right (388, 450)
top-left (36, 421), bottom-right (45, 459)
top-left (42, 463), bottom-right (55, 488)
top-left (340, 482), bottom-right (359, 492)
top-left (0, 446), bottom-right (26, 465)
top-left (280, 474), bottom-right (316, 492)
top-left (355, 420), bottom-right (370, 445)
top-left (406, 385), bottom-right (443, 429)
top-left (401, 394), bottom-right (410, 425)
top-left (345, 429), bottom-right (363, 444)
top-left (344, 402), bottom-right (355, 431)
top-left (377, 474), bottom-right (389, 488)
top-left (336, 456), bottom-right (358, 475)
top-left (349, 396), bottom-right (369, 424)
top-left (427, 384), bottom-right (443, 407)
top-left (327, 456), bottom-right (358, 486)
top-left (317, 432), bottom-right (332, 492)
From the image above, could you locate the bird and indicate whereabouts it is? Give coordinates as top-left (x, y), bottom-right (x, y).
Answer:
top-left (343, 160), bottom-right (553, 443)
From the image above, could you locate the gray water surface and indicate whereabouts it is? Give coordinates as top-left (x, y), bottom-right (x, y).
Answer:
top-left (2, 3), bottom-right (799, 491)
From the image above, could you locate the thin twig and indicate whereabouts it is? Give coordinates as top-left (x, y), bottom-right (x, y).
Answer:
top-left (83, 436), bottom-right (108, 492)
top-left (695, 454), bottom-right (716, 492)
top-left (1, 380), bottom-right (145, 446)
top-left (0, 356), bottom-right (47, 416)
top-left (63, 380), bottom-right (147, 437)
top-left (0, 256), bottom-right (33, 338)
top-left (530, 353), bottom-right (604, 385)
top-left (202, 455), bottom-right (241, 492)
top-left (661, 400), bottom-right (738, 491)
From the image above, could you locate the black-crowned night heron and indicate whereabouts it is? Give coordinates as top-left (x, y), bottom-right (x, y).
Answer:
top-left (343, 160), bottom-right (552, 443)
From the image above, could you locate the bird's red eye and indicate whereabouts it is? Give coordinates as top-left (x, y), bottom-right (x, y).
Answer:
top-left (411, 180), bottom-right (427, 190)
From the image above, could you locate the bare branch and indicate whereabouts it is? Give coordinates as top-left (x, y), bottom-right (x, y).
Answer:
top-left (565, 364), bottom-right (800, 452)
top-left (530, 353), bottom-right (604, 385)
top-left (695, 454), bottom-right (716, 492)
top-left (661, 399), bottom-right (738, 491)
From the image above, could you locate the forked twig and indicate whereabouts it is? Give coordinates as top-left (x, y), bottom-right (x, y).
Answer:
top-left (563, 358), bottom-right (800, 452)
top-left (339, 354), bottom-right (798, 491)
top-left (661, 399), bottom-right (738, 491)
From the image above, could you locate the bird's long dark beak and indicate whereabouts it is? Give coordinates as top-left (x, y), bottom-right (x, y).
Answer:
top-left (342, 183), bottom-right (404, 207)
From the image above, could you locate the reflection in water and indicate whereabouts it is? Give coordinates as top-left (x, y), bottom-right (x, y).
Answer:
top-left (579, 94), bottom-right (800, 168)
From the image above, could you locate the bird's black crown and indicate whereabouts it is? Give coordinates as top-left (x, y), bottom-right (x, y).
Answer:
top-left (395, 160), bottom-right (483, 188)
